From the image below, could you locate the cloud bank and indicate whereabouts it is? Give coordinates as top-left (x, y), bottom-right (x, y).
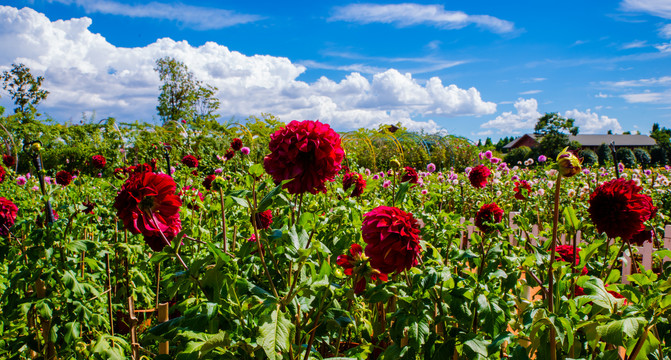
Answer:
top-left (0, 6), bottom-right (497, 132)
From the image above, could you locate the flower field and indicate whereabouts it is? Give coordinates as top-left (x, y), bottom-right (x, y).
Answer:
top-left (1, 119), bottom-right (671, 360)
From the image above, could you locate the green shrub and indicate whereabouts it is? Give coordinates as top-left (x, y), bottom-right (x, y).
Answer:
top-left (633, 148), bottom-right (651, 168)
top-left (616, 147), bottom-right (637, 168)
top-left (504, 146), bottom-right (532, 166)
top-left (596, 143), bottom-right (612, 166)
top-left (580, 149), bottom-right (598, 167)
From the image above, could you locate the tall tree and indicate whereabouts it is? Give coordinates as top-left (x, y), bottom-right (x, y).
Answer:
top-left (534, 113), bottom-right (579, 159)
top-left (154, 57), bottom-right (219, 125)
top-left (1, 63), bottom-right (49, 116)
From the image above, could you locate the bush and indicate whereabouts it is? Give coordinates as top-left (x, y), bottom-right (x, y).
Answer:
top-left (616, 147), bottom-right (637, 168)
top-left (651, 146), bottom-right (668, 166)
top-left (580, 149), bottom-right (598, 167)
top-left (504, 146), bottom-right (532, 166)
top-left (596, 143), bottom-right (612, 166)
top-left (633, 148), bottom-right (651, 169)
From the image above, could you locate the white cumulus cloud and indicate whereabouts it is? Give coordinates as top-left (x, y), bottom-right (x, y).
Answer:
top-left (0, 6), bottom-right (497, 132)
top-left (329, 3), bottom-right (514, 34)
top-left (479, 98), bottom-right (541, 133)
top-left (564, 109), bottom-right (623, 134)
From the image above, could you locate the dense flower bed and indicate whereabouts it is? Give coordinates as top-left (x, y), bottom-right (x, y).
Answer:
top-left (1, 121), bottom-right (671, 359)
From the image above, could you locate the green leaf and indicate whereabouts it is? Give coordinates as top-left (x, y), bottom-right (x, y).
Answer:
top-left (249, 164), bottom-right (264, 177)
top-left (258, 308), bottom-right (295, 360)
top-left (562, 206), bottom-right (581, 231)
top-left (627, 330), bottom-right (659, 360)
top-left (596, 317), bottom-right (646, 347)
top-left (463, 336), bottom-right (489, 358)
top-left (258, 181), bottom-right (289, 212)
top-left (199, 331), bottom-right (229, 356)
top-left (394, 181), bottom-right (410, 205)
top-left (63, 322), bottom-right (81, 344)
top-left (62, 270), bottom-right (85, 297)
top-left (288, 225), bottom-right (309, 251)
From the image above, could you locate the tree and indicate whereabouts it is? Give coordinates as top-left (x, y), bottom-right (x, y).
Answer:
top-left (504, 146), bottom-right (532, 166)
top-left (1, 63), bottom-right (49, 116)
top-left (650, 123), bottom-right (671, 165)
top-left (580, 149), bottom-right (598, 167)
top-left (534, 113), bottom-right (579, 159)
top-left (633, 148), bottom-right (651, 169)
top-left (154, 57), bottom-right (219, 125)
top-left (616, 148), bottom-right (636, 168)
top-left (596, 143), bottom-right (612, 166)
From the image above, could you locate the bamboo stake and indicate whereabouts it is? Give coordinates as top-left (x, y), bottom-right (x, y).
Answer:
top-left (158, 303), bottom-right (169, 355)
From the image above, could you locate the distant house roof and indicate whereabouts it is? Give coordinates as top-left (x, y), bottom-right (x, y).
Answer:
top-left (567, 134), bottom-right (656, 147)
top-left (504, 133), bottom-right (656, 149)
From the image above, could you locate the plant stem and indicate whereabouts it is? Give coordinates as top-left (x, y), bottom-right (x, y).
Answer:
top-left (547, 173), bottom-right (562, 360)
top-left (603, 241), bottom-right (627, 283)
top-left (218, 187), bottom-right (228, 253)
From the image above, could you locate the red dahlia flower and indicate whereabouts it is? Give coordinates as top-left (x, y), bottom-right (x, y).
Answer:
top-left (337, 243), bottom-right (388, 294)
top-left (343, 172), bottom-right (366, 197)
top-left (113, 170), bottom-right (182, 251)
top-left (514, 180), bottom-right (532, 200)
top-left (252, 209), bottom-right (273, 230)
top-left (202, 174), bottom-right (216, 190)
top-left (81, 201), bottom-right (96, 215)
top-left (588, 178), bottom-right (656, 240)
top-left (56, 170), bottom-right (73, 186)
top-left (555, 245), bottom-right (588, 275)
top-left (182, 155), bottom-right (199, 168)
top-left (0, 166), bottom-right (6, 184)
top-left (224, 149), bottom-right (235, 161)
top-left (91, 155), bottom-right (107, 169)
top-left (401, 166), bottom-right (419, 184)
top-left (630, 229), bottom-right (654, 246)
top-left (0, 197), bottom-right (18, 236)
top-left (2, 154), bottom-right (15, 168)
top-left (231, 138), bottom-right (243, 151)
top-left (263, 120), bottom-right (344, 195)
top-left (474, 203), bottom-right (504, 233)
top-left (362, 206), bottom-right (422, 274)
top-left (469, 164), bottom-right (491, 189)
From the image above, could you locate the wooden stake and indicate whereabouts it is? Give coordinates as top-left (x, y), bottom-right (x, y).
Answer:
top-left (105, 253), bottom-right (114, 336)
top-left (158, 302), bottom-right (169, 355)
top-left (128, 296), bottom-right (139, 360)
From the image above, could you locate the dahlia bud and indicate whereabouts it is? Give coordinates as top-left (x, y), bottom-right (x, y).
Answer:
top-left (390, 159), bottom-right (401, 169)
top-left (556, 147), bottom-right (581, 178)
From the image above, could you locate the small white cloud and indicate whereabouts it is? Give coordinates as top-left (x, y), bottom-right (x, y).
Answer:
top-left (655, 42), bottom-right (671, 52)
top-left (329, 3), bottom-right (515, 34)
top-left (605, 76), bottom-right (671, 87)
top-left (519, 89), bottom-right (542, 95)
top-left (622, 91), bottom-right (670, 103)
top-left (659, 24), bottom-right (671, 38)
top-left (49, 0), bottom-right (263, 30)
top-left (595, 92), bottom-right (611, 98)
top-left (621, 40), bottom-right (648, 49)
top-left (572, 40), bottom-right (588, 46)
top-left (621, 0), bottom-right (671, 19)
top-left (426, 40), bottom-right (441, 50)
top-left (565, 109), bottom-right (623, 134)
top-left (480, 98), bottom-right (541, 131)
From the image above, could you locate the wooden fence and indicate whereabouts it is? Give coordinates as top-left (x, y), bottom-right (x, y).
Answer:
top-left (459, 212), bottom-right (671, 284)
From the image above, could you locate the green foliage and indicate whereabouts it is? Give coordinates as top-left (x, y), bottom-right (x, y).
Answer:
top-left (580, 149), bottom-right (598, 167)
top-left (633, 148), bottom-right (651, 168)
top-left (597, 143), bottom-right (613, 166)
top-left (504, 146), bottom-right (532, 166)
top-left (534, 113), bottom-right (579, 159)
top-left (650, 146), bottom-right (667, 166)
top-left (616, 147), bottom-right (637, 168)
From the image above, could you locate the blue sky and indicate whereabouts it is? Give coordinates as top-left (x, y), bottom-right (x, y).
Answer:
top-left (1, 0), bottom-right (670, 141)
